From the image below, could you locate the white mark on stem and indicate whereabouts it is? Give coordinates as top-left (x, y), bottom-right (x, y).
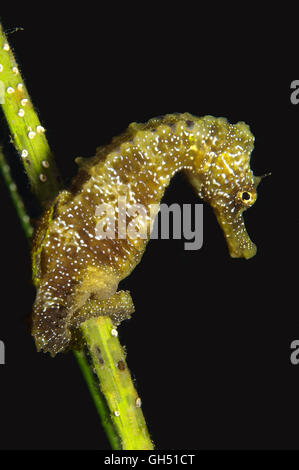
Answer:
top-left (39, 174), bottom-right (47, 182)
top-left (28, 131), bottom-right (36, 139)
top-left (135, 397), bottom-right (142, 408)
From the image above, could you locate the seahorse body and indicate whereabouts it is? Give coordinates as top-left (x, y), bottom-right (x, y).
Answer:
top-left (31, 113), bottom-right (261, 355)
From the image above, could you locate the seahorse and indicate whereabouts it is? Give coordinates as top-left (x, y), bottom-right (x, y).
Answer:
top-left (31, 113), bottom-right (261, 356)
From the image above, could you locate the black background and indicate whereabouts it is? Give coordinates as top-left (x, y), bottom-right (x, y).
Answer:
top-left (0, 7), bottom-right (298, 450)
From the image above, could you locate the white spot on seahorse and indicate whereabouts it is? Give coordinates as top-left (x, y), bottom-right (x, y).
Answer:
top-left (12, 67), bottom-right (19, 75)
top-left (0, 64), bottom-right (3, 72)
top-left (21, 98), bottom-right (28, 106)
top-left (3, 43), bottom-right (10, 51)
top-left (21, 149), bottom-right (28, 158)
top-left (221, 154), bottom-right (235, 176)
top-left (6, 87), bottom-right (15, 94)
top-left (111, 328), bottom-right (118, 337)
top-left (36, 125), bottom-right (45, 134)
top-left (18, 108), bottom-right (25, 117)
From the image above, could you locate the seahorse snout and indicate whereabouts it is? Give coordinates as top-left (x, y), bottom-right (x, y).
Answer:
top-left (214, 208), bottom-right (257, 259)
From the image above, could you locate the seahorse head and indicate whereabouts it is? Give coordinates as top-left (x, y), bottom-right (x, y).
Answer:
top-left (188, 118), bottom-right (261, 259)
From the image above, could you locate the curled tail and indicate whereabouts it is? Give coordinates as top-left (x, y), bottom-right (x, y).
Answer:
top-left (31, 280), bottom-right (71, 356)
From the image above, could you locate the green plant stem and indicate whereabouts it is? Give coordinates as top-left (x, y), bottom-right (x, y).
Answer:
top-left (80, 316), bottom-right (153, 450)
top-left (0, 147), bottom-right (33, 238)
top-left (0, 21), bottom-right (153, 450)
top-left (0, 23), bottom-right (60, 205)
top-left (74, 349), bottom-right (121, 450)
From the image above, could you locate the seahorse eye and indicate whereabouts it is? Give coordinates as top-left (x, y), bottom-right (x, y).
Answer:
top-left (236, 190), bottom-right (255, 206)
top-left (242, 191), bottom-right (251, 201)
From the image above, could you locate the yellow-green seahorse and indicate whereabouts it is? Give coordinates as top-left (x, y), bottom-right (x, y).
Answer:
top-left (31, 113), bottom-right (261, 356)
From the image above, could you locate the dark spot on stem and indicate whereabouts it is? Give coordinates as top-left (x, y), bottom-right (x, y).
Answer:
top-left (117, 360), bottom-right (126, 371)
top-left (95, 345), bottom-right (104, 365)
